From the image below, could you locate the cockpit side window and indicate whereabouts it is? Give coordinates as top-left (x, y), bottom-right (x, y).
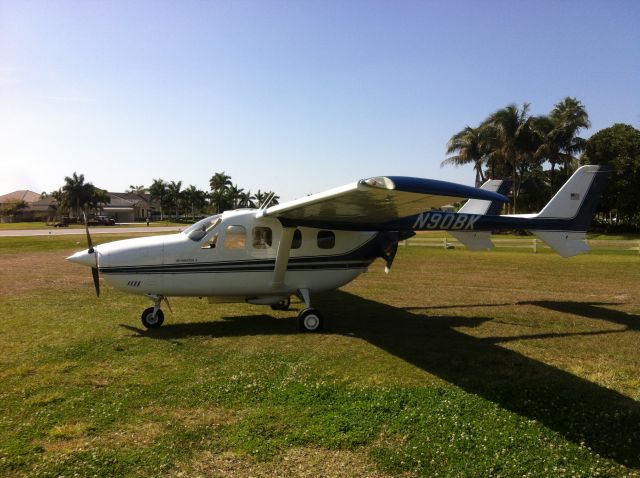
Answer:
top-left (252, 227), bottom-right (272, 249)
top-left (224, 225), bottom-right (246, 250)
top-left (186, 215), bottom-right (222, 241)
top-left (201, 234), bottom-right (219, 249)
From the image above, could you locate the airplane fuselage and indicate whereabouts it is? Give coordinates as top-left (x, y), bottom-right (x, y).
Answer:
top-left (81, 209), bottom-right (395, 303)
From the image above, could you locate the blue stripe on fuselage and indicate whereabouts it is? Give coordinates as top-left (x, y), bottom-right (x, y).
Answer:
top-left (100, 231), bottom-right (405, 276)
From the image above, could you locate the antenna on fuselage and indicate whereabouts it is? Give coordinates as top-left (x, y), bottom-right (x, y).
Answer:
top-left (260, 192), bottom-right (276, 210)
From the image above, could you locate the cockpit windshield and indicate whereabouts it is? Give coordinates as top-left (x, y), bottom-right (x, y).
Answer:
top-left (183, 215), bottom-right (222, 241)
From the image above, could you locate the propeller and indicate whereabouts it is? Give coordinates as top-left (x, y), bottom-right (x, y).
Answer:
top-left (83, 211), bottom-right (101, 297)
top-left (383, 242), bottom-right (398, 274)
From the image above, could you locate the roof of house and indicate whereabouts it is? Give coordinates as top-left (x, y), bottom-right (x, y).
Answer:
top-left (0, 190), bottom-right (41, 204)
top-left (26, 197), bottom-right (58, 212)
top-left (108, 192), bottom-right (158, 208)
top-left (104, 194), bottom-right (137, 208)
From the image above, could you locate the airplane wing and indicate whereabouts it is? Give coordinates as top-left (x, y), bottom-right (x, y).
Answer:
top-left (259, 176), bottom-right (507, 229)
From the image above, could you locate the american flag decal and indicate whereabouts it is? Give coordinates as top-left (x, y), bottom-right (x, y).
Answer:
top-left (570, 192), bottom-right (580, 200)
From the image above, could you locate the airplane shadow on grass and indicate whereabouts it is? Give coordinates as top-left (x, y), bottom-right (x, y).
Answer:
top-left (121, 291), bottom-right (640, 468)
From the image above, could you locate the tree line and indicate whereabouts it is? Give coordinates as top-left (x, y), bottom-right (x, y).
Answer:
top-left (147, 172), bottom-right (279, 220)
top-left (441, 97), bottom-right (640, 227)
top-left (442, 97), bottom-right (590, 213)
top-left (43, 172), bottom-right (280, 221)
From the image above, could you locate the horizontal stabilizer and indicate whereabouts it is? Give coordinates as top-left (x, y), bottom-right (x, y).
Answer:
top-left (532, 230), bottom-right (590, 257)
top-left (449, 231), bottom-right (494, 251)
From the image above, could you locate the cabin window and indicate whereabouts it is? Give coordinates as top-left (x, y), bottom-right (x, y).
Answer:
top-left (224, 225), bottom-right (246, 250)
top-left (317, 230), bottom-right (335, 249)
top-left (253, 227), bottom-right (272, 249)
top-left (291, 229), bottom-right (302, 249)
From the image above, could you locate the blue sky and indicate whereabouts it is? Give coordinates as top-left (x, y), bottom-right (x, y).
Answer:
top-left (1, 0), bottom-right (639, 200)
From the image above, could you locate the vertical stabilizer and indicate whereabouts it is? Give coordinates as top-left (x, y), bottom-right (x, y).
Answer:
top-left (526, 165), bottom-right (611, 257)
top-left (535, 165), bottom-right (610, 230)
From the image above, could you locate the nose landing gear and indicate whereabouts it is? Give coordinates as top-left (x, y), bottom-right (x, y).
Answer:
top-left (141, 307), bottom-right (164, 328)
top-left (141, 294), bottom-right (169, 329)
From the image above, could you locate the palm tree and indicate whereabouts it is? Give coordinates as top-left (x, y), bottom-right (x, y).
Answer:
top-left (237, 190), bottom-right (256, 208)
top-left (49, 189), bottom-right (68, 216)
top-left (549, 97), bottom-right (590, 176)
top-left (254, 189), bottom-right (267, 208)
top-left (484, 103), bottom-right (540, 213)
top-left (442, 125), bottom-right (490, 186)
top-left (149, 179), bottom-right (167, 220)
top-left (166, 180), bottom-right (183, 220)
top-left (208, 189), bottom-right (224, 214)
top-left (263, 191), bottom-right (280, 207)
top-left (183, 185), bottom-right (207, 220)
top-left (209, 172), bottom-right (233, 213)
top-left (62, 172), bottom-right (97, 218)
top-left (227, 184), bottom-right (244, 209)
top-left (126, 185), bottom-right (146, 194)
top-left (533, 98), bottom-right (590, 192)
top-left (87, 188), bottom-right (111, 214)
top-left (209, 172), bottom-right (232, 193)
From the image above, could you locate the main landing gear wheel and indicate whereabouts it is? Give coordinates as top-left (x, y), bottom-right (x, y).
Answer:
top-left (298, 308), bottom-right (323, 333)
top-left (141, 307), bottom-right (164, 328)
top-left (271, 297), bottom-right (291, 311)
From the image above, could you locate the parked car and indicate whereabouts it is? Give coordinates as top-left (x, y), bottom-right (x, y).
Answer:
top-left (87, 215), bottom-right (116, 226)
top-left (52, 216), bottom-right (71, 227)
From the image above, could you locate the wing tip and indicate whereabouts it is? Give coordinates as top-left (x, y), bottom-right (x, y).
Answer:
top-left (360, 177), bottom-right (396, 190)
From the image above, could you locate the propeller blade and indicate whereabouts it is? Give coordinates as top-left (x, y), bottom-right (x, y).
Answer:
top-left (384, 242), bottom-right (398, 274)
top-left (83, 211), bottom-right (94, 253)
top-left (91, 267), bottom-right (100, 297)
top-left (83, 211), bottom-right (100, 296)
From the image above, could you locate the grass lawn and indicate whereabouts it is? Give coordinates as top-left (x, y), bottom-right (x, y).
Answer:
top-left (0, 234), bottom-right (639, 477)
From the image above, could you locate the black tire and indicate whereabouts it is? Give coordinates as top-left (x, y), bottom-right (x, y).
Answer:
top-left (270, 297), bottom-right (291, 311)
top-left (298, 308), bottom-right (323, 333)
top-left (141, 307), bottom-right (164, 328)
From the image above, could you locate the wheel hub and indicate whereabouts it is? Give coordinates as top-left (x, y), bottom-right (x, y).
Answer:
top-left (304, 315), bottom-right (319, 330)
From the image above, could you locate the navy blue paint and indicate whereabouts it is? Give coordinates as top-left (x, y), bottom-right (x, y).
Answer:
top-left (486, 180), bottom-right (513, 216)
top-left (384, 176), bottom-right (508, 203)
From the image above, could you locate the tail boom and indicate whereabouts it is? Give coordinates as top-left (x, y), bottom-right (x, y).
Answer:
top-left (406, 165), bottom-right (611, 257)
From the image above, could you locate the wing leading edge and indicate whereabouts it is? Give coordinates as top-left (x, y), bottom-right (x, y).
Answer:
top-left (259, 175), bottom-right (507, 229)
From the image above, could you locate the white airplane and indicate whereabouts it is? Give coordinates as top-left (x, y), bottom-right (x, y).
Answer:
top-left (68, 165), bottom-right (610, 332)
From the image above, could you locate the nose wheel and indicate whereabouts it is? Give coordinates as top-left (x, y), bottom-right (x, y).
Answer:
top-left (141, 307), bottom-right (164, 328)
top-left (141, 294), bottom-right (169, 329)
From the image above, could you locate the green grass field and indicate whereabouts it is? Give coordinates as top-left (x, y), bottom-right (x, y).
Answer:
top-left (0, 234), bottom-right (639, 477)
